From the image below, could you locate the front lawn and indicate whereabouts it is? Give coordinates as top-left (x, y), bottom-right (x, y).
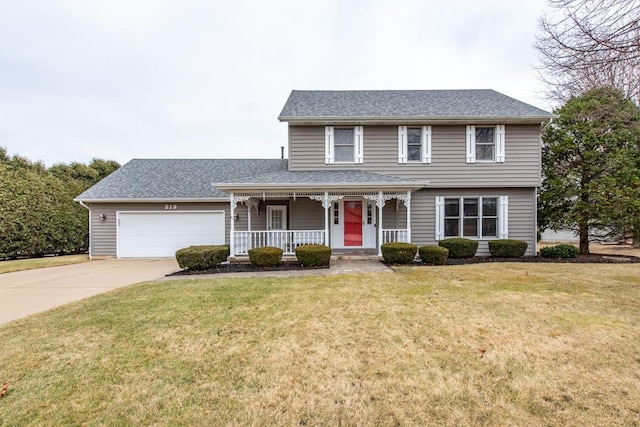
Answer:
top-left (0, 254), bottom-right (89, 274)
top-left (1, 264), bottom-right (639, 425)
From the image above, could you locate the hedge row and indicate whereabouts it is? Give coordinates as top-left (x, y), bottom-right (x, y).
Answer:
top-left (381, 238), bottom-right (531, 265)
top-left (0, 149), bottom-right (120, 259)
top-left (176, 239), bottom-right (546, 270)
top-left (176, 244), bottom-right (333, 270)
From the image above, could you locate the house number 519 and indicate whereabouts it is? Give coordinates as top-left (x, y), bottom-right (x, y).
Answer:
top-left (164, 204), bottom-right (178, 210)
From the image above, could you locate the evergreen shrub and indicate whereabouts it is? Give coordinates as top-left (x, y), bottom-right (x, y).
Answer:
top-left (381, 242), bottom-right (418, 264)
top-left (248, 246), bottom-right (283, 267)
top-left (438, 238), bottom-right (478, 258)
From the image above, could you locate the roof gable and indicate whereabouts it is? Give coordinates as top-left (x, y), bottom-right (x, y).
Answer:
top-left (278, 90), bottom-right (554, 123)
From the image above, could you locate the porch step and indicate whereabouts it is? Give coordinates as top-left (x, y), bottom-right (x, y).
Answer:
top-left (228, 254), bottom-right (382, 263)
top-left (331, 254), bottom-right (381, 261)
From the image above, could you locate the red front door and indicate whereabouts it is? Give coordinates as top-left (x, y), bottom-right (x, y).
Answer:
top-left (344, 201), bottom-right (363, 246)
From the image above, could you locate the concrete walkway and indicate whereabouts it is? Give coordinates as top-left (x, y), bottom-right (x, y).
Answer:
top-left (0, 258), bottom-right (178, 325)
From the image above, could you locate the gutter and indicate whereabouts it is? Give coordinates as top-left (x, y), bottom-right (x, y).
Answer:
top-left (211, 181), bottom-right (429, 191)
top-left (73, 197), bottom-right (230, 203)
top-left (278, 115), bottom-right (557, 125)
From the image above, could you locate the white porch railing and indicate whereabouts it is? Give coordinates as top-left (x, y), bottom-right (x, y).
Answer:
top-left (382, 229), bottom-right (409, 244)
top-left (233, 230), bottom-right (325, 255)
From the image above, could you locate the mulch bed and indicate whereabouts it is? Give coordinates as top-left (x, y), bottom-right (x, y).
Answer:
top-left (445, 253), bottom-right (640, 265)
top-left (169, 253), bottom-right (640, 276)
top-left (167, 261), bottom-right (330, 276)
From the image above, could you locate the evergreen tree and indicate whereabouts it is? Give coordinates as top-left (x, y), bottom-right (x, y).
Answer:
top-left (539, 87), bottom-right (640, 253)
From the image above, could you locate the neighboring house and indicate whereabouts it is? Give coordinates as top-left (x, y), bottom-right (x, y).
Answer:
top-left (75, 90), bottom-right (555, 258)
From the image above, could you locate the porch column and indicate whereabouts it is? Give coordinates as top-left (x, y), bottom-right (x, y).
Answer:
top-left (406, 191), bottom-right (411, 242)
top-left (324, 191), bottom-right (329, 246)
top-left (247, 203), bottom-right (252, 231)
top-left (229, 192), bottom-right (235, 256)
top-left (378, 191), bottom-right (383, 256)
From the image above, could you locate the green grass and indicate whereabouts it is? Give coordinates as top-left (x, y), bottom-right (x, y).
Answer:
top-left (0, 254), bottom-right (89, 274)
top-left (1, 263), bottom-right (639, 425)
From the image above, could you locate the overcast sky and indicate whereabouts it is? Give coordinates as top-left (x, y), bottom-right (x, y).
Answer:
top-left (0, 0), bottom-right (552, 166)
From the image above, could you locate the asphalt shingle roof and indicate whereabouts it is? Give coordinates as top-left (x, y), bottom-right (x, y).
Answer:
top-left (76, 159), bottom-right (422, 200)
top-left (215, 169), bottom-right (419, 186)
top-left (278, 90), bottom-right (554, 120)
top-left (76, 159), bottom-right (288, 200)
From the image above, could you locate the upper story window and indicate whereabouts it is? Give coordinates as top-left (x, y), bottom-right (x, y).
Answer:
top-left (436, 195), bottom-right (508, 240)
top-left (325, 126), bottom-right (363, 164)
top-left (398, 125), bottom-right (431, 164)
top-left (466, 125), bottom-right (505, 163)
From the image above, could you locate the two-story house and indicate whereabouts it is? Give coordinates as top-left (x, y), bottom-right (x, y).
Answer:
top-left (75, 90), bottom-right (554, 258)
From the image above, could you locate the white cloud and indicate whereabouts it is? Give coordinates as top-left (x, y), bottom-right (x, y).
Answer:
top-left (0, 0), bottom-right (550, 166)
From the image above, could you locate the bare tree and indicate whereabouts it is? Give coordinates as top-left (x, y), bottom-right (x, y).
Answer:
top-left (536, 0), bottom-right (640, 102)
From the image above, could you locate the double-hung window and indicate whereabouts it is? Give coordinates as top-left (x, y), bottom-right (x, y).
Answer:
top-left (325, 126), bottom-right (364, 164)
top-left (398, 125), bottom-right (431, 163)
top-left (436, 196), bottom-right (508, 240)
top-left (466, 125), bottom-right (505, 163)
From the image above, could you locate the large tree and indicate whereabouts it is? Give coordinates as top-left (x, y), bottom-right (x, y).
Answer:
top-left (536, 0), bottom-right (640, 101)
top-left (539, 87), bottom-right (640, 253)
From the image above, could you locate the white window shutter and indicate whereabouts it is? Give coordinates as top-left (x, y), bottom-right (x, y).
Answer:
top-left (397, 126), bottom-right (407, 163)
top-left (422, 125), bottom-right (431, 164)
top-left (498, 195), bottom-right (509, 238)
top-left (466, 125), bottom-right (476, 163)
top-left (435, 196), bottom-right (445, 240)
top-left (496, 125), bottom-right (505, 163)
top-left (325, 126), bottom-right (334, 164)
top-left (355, 126), bottom-right (364, 164)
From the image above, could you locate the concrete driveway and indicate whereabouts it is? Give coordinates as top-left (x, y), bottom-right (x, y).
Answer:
top-left (0, 258), bottom-right (178, 325)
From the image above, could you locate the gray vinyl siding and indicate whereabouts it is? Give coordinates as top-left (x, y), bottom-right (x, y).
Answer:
top-left (288, 125), bottom-right (541, 187)
top-left (290, 198), bottom-right (324, 230)
top-left (382, 202), bottom-right (407, 229)
top-left (90, 202), bottom-right (230, 257)
top-left (410, 187), bottom-right (537, 256)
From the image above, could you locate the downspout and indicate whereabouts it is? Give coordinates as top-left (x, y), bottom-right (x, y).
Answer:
top-left (77, 201), bottom-right (92, 260)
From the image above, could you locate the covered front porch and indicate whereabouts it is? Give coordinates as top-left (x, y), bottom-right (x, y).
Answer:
top-left (213, 169), bottom-right (426, 257)
top-left (229, 190), bottom-right (412, 256)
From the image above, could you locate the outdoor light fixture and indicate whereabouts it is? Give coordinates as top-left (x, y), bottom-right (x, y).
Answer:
top-left (233, 213), bottom-right (239, 221)
top-left (99, 214), bottom-right (107, 222)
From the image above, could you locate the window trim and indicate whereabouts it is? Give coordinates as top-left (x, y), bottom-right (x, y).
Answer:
top-left (435, 195), bottom-right (508, 240)
top-left (466, 125), bottom-right (505, 163)
top-left (325, 125), bottom-right (363, 164)
top-left (398, 125), bottom-right (431, 164)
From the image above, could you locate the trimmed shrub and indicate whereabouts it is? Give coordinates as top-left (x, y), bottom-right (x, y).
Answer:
top-left (381, 242), bottom-right (418, 264)
top-left (540, 244), bottom-right (579, 259)
top-left (175, 245), bottom-right (230, 271)
top-left (438, 238), bottom-right (478, 259)
top-left (248, 246), bottom-right (283, 267)
top-left (418, 245), bottom-right (449, 265)
top-left (295, 244), bottom-right (331, 267)
top-left (488, 239), bottom-right (528, 257)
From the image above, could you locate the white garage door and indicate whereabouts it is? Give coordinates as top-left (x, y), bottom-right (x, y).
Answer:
top-left (117, 211), bottom-right (225, 258)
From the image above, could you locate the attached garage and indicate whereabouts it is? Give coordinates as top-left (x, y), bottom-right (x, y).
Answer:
top-left (117, 211), bottom-right (225, 258)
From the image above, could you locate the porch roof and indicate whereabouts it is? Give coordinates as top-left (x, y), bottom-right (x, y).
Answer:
top-left (212, 169), bottom-right (426, 192)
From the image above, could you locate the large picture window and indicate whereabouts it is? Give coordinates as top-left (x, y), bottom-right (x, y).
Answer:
top-left (438, 196), bottom-right (506, 239)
